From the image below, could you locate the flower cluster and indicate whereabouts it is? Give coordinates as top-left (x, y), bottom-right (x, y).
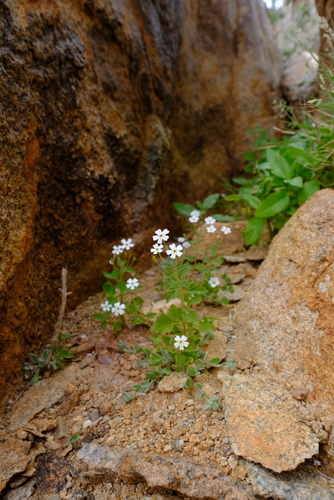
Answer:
top-left (112, 238), bottom-right (134, 255)
top-left (189, 210), bottom-right (200, 223)
top-left (150, 229), bottom-right (184, 260)
top-left (100, 300), bottom-right (126, 315)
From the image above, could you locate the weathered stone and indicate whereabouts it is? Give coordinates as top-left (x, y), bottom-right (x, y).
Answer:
top-left (203, 331), bottom-right (226, 363)
top-left (245, 245), bottom-right (268, 261)
top-left (235, 190), bottom-right (334, 422)
top-left (76, 443), bottom-right (256, 499)
top-left (0, 0), bottom-right (281, 401)
top-left (0, 438), bottom-right (31, 492)
top-left (157, 372), bottom-right (187, 393)
top-left (9, 363), bottom-right (78, 431)
top-left (221, 374), bottom-right (319, 472)
top-left (3, 479), bottom-right (35, 500)
top-left (243, 460), bottom-right (334, 500)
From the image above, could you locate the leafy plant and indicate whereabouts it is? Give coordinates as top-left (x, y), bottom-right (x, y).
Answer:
top-left (94, 238), bottom-right (147, 333)
top-left (120, 223), bottom-right (233, 405)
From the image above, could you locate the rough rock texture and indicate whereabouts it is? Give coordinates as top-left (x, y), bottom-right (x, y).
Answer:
top-left (8, 363), bottom-right (78, 431)
top-left (220, 373), bottom-right (318, 473)
top-left (76, 443), bottom-right (256, 499)
top-left (235, 189), bottom-right (334, 423)
top-left (0, 438), bottom-right (32, 492)
top-left (0, 0), bottom-right (281, 400)
top-left (243, 460), bottom-right (334, 500)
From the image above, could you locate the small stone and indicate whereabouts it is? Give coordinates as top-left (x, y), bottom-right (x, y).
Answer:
top-left (82, 420), bottom-right (93, 430)
top-left (80, 353), bottom-right (95, 369)
top-left (90, 409), bottom-right (100, 423)
top-left (224, 254), bottom-right (247, 263)
top-left (46, 495), bottom-right (60, 500)
top-left (45, 441), bottom-right (62, 451)
top-left (228, 455), bottom-right (239, 469)
top-left (56, 417), bottom-right (69, 440)
top-left (99, 401), bottom-right (112, 416)
top-left (3, 479), bottom-right (35, 500)
top-left (157, 372), bottom-right (187, 393)
top-left (233, 464), bottom-right (248, 480)
top-left (98, 354), bottom-right (113, 365)
top-left (17, 431), bottom-right (28, 440)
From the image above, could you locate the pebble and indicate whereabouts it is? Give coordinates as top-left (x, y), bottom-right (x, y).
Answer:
top-left (82, 420), bottom-right (93, 429)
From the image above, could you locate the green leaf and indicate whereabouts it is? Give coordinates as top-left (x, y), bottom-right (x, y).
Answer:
top-left (117, 281), bottom-right (127, 293)
top-left (195, 382), bottom-right (202, 390)
top-left (202, 193), bottom-right (220, 209)
top-left (103, 282), bottom-right (116, 295)
top-left (123, 267), bottom-right (136, 274)
top-left (123, 392), bottom-right (137, 402)
top-left (212, 214), bottom-right (234, 222)
top-left (284, 176), bottom-right (303, 188)
top-left (69, 433), bottom-right (81, 443)
top-left (208, 358), bottom-right (221, 364)
top-left (255, 192), bottom-right (290, 218)
top-left (167, 305), bottom-right (183, 322)
top-left (151, 314), bottom-right (174, 334)
top-left (30, 370), bottom-right (40, 385)
top-left (297, 179), bottom-right (320, 205)
top-left (103, 270), bottom-right (119, 279)
top-left (117, 340), bottom-right (133, 352)
top-left (175, 353), bottom-right (186, 365)
top-left (240, 194), bottom-right (261, 209)
top-left (94, 313), bottom-right (107, 321)
top-left (199, 318), bottom-right (215, 331)
top-left (29, 354), bottom-right (39, 364)
top-left (225, 194), bottom-right (240, 201)
top-left (173, 202), bottom-right (197, 216)
top-left (244, 217), bottom-right (265, 245)
top-left (182, 311), bottom-right (198, 324)
top-left (184, 377), bottom-right (194, 388)
top-left (58, 348), bottom-right (74, 359)
top-left (266, 148), bottom-right (294, 179)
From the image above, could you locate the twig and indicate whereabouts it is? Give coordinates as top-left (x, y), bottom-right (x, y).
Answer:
top-left (45, 268), bottom-right (69, 367)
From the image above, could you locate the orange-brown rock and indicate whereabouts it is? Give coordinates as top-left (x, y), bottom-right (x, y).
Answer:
top-left (0, 0), bottom-right (281, 400)
top-left (235, 189), bottom-right (334, 423)
top-left (221, 373), bottom-right (318, 472)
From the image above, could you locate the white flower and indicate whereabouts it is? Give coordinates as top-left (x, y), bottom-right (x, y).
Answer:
top-left (209, 276), bottom-right (220, 288)
top-left (151, 243), bottom-right (163, 254)
top-left (189, 215), bottom-right (199, 223)
top-left (182, 241), bottom-right (191, 249)
top-left (220, 193), bottom-right (226, 198)
top-left (126, 278), bottom-right (139, 290)
top-left (190, 210), bottom-right (200, 217)
top-left (206, 225), bottom-right (216, 233)
top-left (101, 300), bottom-right (112, 312)
top-left (174, 335), bottom-right (189, 350)
top-left (112, 245), bottom-right (123, 255)
top-left (221, 226), bottom-right (232, 235)
top-left (204, 216), bottom-right (216, 225)
top-left (177, 237), bottom-right (186, 243)
top-left (121, 238), bottom-right (134, 250)
top-left (153, 229), bottom-right (169, 244)
top-left (166, 243), bottom-right (183, 259)
top-left (112, 302), bottom-right (126, 316)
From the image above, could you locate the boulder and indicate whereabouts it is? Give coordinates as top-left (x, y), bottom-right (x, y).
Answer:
top-left (235, 189), bottom-right (334, 423)
top-left (0, 0), bottom-right (281, 399)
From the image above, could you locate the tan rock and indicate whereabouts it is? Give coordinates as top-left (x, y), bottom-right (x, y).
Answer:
top-left (157, 373), bottom-right (188, 393)
top-left (223, 374), bottom-right (319, 472)
top-left (9, 363), bottom-right (78, 431)
top-left (0, 438), bottom-right (31, 492)
top-left (77, 443), bottom-right (256, 499)
top-left (203, 331), bottom-right (226, 363)
top-left (142, 298), bottom-right (182, 317)
top-left (235, 190), bottom-right (334, 422)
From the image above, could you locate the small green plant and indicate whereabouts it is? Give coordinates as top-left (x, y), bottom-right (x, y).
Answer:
top-left (94, 238), bottom-right (147, 334)
top-left (120, 222), bottom-right (233, 405)
top-left (69, 433), bottom-right (81, 443)
top-left (24, 269), bottom-right (73, 385)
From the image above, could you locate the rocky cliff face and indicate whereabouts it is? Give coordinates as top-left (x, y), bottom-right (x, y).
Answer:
top-left (0, 0), bottom-right (281, 399)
